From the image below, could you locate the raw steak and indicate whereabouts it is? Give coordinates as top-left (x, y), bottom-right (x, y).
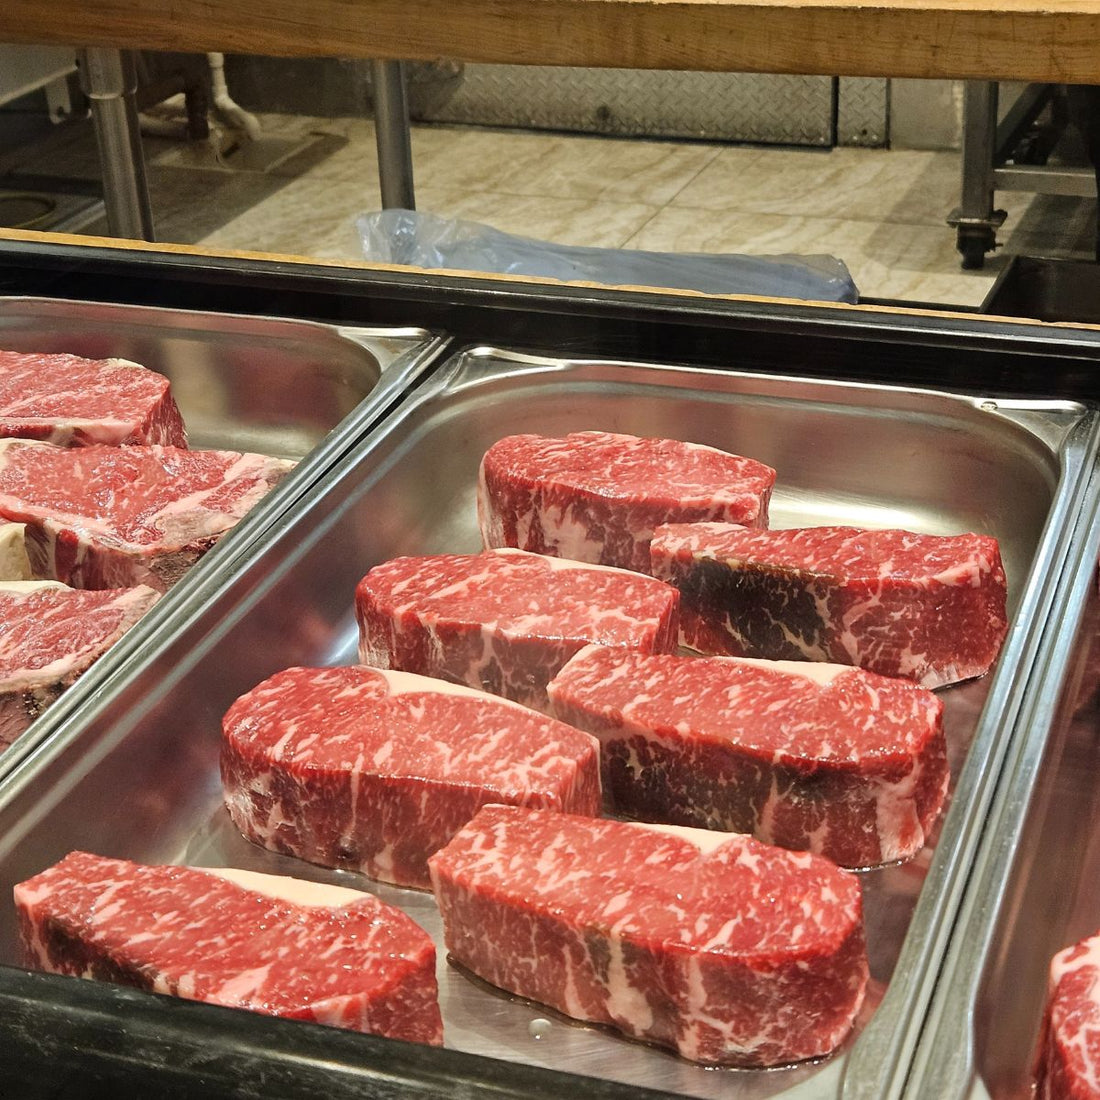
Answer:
top-left (0, 581), bottom-right (160, 747)
top-left (479, 431), bottom-right (775, 573)
top-left (651, 523), bottom-right (1008, 688)
top-left (1036, 931), bottom-right (1100, 1099)
top-left (0, 440), bottom-right (295, 591)
top-left (222, 665), bottom-right (601, 888)
top-left (15, 851), bottom-right (443, 1044)
top-left (356, 547), bottom-right (679, 711)
top-left (0, 522), bottom-right (31, 580)
top-left (429, 805), bottom-right (867, 1066)
top-left (547, 645), bottom-right (947, 867)
top-left (0, 350), bottom-right (187, 447)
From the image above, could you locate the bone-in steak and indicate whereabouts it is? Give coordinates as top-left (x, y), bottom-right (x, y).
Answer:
top-left (356, 548), bottom-right (679, 711)
top-left (0, 441), bottom-right (295, 591)
top-left (429, 805), bottom-right (867, 1066)
top-left (547, 645), bottom-right (947, 867)
top-left (15, 852), bottom-right (443, 1044)
top-left (0, 580), bottom-right (160, 747)
top-left (0, 350), bottom-right (187, 447)
top-left (222, 665), bottom-right (601, 888)
top-left (479, 431), bottom-right (775, 573)
top-left (651, 523), bottom-right (1008, 688)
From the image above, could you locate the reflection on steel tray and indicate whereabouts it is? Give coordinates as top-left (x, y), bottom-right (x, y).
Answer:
top-left (0, 347), bottom-right (1095, 1100)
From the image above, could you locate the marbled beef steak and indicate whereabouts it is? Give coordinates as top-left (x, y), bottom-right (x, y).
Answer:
top-left (479, 431), bottom-right (774, 574)
top-left (0, 441), bottom-right (295, 592)
top-left (1036, 930), bottom-right (1100, 1099)
top-left (222, 664), bottom-right (601, 888)
top-left (0, 350), bottom-right (187, 448)
top-left (15, 852), bottom-right (443, 1044)
top-left (651, 523), bottom-right (1008, 688)
top-left (548, 645), bottom-right (947, 867)
top-left (356, 547), bottom-right (679, 712)
top-left (429, 805), bottom-right (867, 1067)
top-left (0, 580), bottom-right (160, 747)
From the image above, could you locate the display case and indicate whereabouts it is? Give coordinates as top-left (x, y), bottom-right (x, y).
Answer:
top-left (0, 238), bottom-right (1099, 1097)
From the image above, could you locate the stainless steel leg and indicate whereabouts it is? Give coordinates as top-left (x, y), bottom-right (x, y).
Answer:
top-left (947, 81), bottom-right (1005, 268)
top-left (370, 59), bottom-right (415, 210)
top-left (78, 48), bottom-right (155, 241)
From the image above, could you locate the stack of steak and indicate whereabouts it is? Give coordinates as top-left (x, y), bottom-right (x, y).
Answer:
top-left (0, 349), bottom-right (294, 745)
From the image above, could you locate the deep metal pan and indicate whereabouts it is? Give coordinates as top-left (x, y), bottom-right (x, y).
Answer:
top-left (897, 458), bottom-right (1100, 1098)
top-left (0, 347), bottom-right (1094, 1099)
top-left (0, 295), bottom-right (447, 780)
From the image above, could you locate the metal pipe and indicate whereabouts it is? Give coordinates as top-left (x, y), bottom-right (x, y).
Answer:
top-left (369, 59), bottom-right (415, 210)
top-left (78, 48), bottom-right (154, 240)
top-left (208, 51), bottom-right (262, 140)
top-left (959, 81), bottom-right (998, 219)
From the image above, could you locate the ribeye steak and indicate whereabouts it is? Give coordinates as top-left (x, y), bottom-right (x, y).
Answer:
top-left (0, 580), bottom-right (160, 747)
top-left (0, 350), bottom-right (187, 447)
top-left (0, 441), bottom-right (295, 591)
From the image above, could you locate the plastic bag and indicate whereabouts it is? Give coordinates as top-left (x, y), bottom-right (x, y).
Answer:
top-left (356, 208), bottom-right (858, 303)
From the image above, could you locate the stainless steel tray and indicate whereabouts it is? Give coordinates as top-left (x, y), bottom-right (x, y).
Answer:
top-left (899, 462), bottom-right (1100, 1099)
top-left (0, 295), bottom-right (446, 778)
top-left (0, 347), bottom-right (1094, 1100)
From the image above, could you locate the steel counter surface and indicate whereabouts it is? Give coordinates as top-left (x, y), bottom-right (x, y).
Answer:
top-left (0, 347), bottom-right (1092, 1099)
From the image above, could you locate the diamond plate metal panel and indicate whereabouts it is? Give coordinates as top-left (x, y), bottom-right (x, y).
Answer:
top-left (415, 65), bottom-right (835, 147)
top-left (838, 77), bottom-right (889, 147)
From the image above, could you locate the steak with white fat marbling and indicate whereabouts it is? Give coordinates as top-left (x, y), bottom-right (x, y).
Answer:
top-left (15, 852), bottom-right (443, 1044)
top-left (0, 440), bottom-right (294, 591)
top-left (429, 805), bottom-right (867, 1066)
top-left (479, 431), bottom-right (774, 573)
top-left (651, 523), bottom-right (1008, 688)
top-left (547, 645), bottom-right (947, 867)
top-left (356, 548), bottom-right (678, 712)
top-left (1036, 930), bottom-right (1100, 1099)
top-left (222, 664), bottom-right (601, 888)
top-left (0, 350), bottom-right (187, 447)
top-left (0, 580), bottom-right (160, 747)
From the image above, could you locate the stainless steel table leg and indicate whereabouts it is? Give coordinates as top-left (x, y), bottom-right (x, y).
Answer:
top-left (78, 48), bottom-right (155, 241)
top-left (370, 59), bottom-right (415, 210)
top-left (947, 81), bottom-right (1005, 269)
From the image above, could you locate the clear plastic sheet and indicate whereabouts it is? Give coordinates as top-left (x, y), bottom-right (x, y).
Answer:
top-left (357, 208), bottom-right (859, 303)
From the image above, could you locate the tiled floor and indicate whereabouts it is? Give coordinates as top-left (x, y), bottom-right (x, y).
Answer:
top-left (4, 109), bottom-right (1097, 308)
